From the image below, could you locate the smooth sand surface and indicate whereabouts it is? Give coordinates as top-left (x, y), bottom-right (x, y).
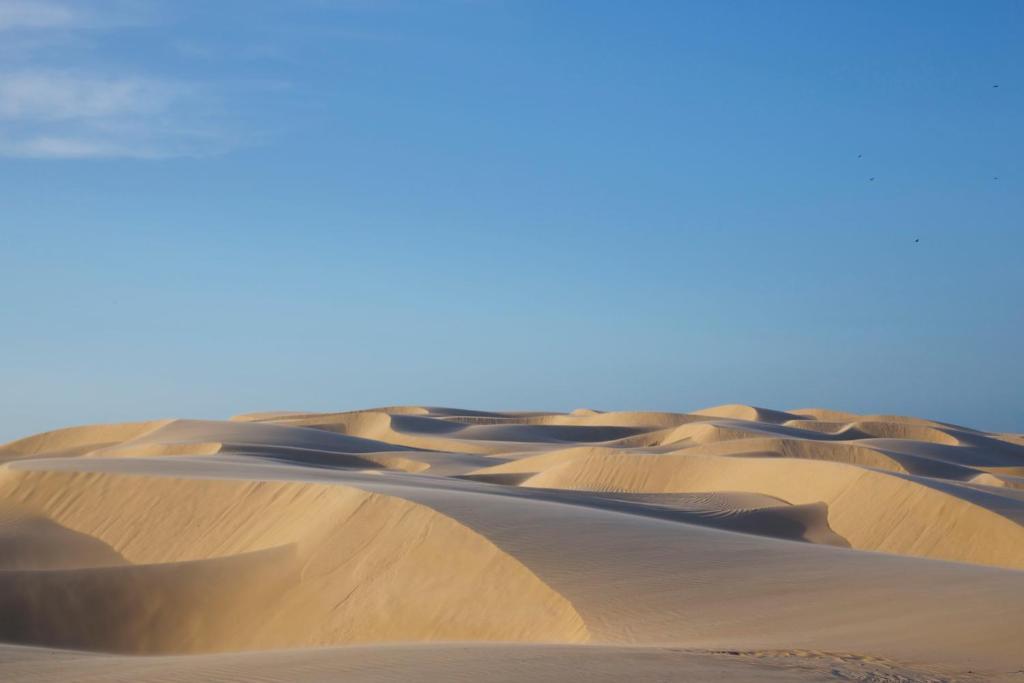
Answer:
top-left (1, 404), bottom-right (1023, 681)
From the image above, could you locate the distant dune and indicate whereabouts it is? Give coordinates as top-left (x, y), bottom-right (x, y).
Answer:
top-left (1, 404), bottom-right (1023, 681)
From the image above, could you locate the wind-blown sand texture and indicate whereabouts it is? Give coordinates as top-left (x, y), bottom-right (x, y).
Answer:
top-left (1, 404), bottom-right (1023, 682)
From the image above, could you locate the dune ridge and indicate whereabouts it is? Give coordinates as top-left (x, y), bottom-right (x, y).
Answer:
top-left (1, 403), bottom-right (1022, 681)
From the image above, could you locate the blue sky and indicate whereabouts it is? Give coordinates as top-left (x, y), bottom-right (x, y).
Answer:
top-left (1, 0), bottom-right (1021, 440)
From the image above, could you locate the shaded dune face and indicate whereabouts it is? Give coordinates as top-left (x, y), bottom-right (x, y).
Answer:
top-left (0, 404), bottom-right (1022, 673)
top-left (0, 470), bottom-right (586, 654)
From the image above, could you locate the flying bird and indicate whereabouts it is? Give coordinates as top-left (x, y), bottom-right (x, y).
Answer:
top-left (857, 154), bottom-right (862, 158)
top-left (869, 177), bottom-right (875, 181)
top-left (914, 238), bottom-right (920, 243)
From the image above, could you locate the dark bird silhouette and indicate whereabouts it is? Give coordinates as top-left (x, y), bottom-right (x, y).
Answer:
top-left (869, 177), bottom-right (875, 181)
top-left (857, 154), bottom-right (862, 158)
top-left (993, 84), bottom-right (999, 88)
top-left (994, 176), bottom-right (1000, 180)
top-left (914, 238), bottom-right (920, 243)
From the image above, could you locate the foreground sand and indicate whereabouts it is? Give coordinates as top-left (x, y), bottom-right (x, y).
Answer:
top-left (1, 404), bottom-right (1022, 681)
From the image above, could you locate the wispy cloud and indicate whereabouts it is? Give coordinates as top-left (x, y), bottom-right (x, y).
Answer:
top-left (0, 0), bottom-right (152, 33)
top-left (0, 1), bottom-right (79, 31)
top-left (0, 70), bottom-right (184, 120)
top-left (0, 135), bottom-right (134, 159)
top-left (0, 1), bottom-right (228, 160)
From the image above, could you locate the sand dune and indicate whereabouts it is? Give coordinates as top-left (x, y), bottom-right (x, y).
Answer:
top-left (1, 404), bottom-right (1022, 681)
top-left (0, 469), bottom-right (585, 653)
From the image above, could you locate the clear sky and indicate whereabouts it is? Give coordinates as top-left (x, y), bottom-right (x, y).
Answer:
top-left (1, 0), bottom-right (1021, 441)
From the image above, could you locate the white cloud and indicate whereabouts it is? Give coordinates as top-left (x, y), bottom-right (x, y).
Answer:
top-left (0, 1), bottom-right (79, 31)
top-left (0, 1), bottom-right (228, 159)
top-left (0, 135), bottom-right (131, 158)
top-left (0, 70), bottom-right (183, 120)
top-left (0, 69), bottom-right (217, 158)
top-left (0, 0), bottom-right (155, 33)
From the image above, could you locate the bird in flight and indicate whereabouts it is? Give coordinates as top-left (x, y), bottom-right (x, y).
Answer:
top-left (993, 84), bottom-right (1000, 88)
top-left (857, 154), bottom-right (862, 158)
top-left (914, 238), bottom-right (920, 243)
top-left (869, 177), bottom-right (875, 181)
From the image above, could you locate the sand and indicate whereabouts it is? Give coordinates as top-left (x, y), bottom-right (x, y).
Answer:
top-left (1, 404), bottom-right (1022, 681)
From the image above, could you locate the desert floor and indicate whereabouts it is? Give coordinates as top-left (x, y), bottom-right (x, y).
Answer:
top-left (1, 404), bottom-right (1023, 681)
